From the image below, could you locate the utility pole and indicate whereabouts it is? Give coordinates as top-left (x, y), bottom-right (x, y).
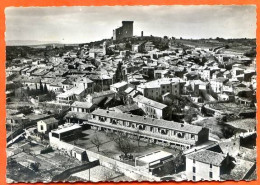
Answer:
top-left (11, 119), bottom-right (13, 144)
top-left (89, 168), bottom-right (90, 181)
top-left (101, 76), bottom-right (103, 92)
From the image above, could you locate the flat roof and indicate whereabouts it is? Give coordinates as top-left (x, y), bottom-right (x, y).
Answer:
top-left (71, 101), bottom-right (93, 109)
top-left (138, 77), bottom-right (184, 89)
top-left (137, 150), bottom-right (173, 164)
top-left (110, 81), bottom-right (128, 88)
top-left (52, 124), bottom-right (81, 134)
top-left (57, 86), bottom-right (85, 98)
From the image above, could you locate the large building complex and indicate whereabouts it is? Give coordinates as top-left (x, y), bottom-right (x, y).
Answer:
top-left (87, 109), bottom-right (209, 149)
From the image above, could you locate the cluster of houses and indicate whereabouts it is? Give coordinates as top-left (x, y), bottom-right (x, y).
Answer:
top-left (6, 29), bottom-right (256, 181)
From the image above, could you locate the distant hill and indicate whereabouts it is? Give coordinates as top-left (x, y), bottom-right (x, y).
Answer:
top-left (6, 40), bottom-right (61, 46)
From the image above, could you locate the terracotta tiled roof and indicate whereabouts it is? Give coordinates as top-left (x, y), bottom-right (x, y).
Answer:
top-left (91, 109), bottom-right (203, 134)
top-left (186, 150), bottom-right (226, 166)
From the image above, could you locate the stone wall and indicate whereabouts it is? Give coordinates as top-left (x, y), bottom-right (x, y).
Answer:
top-left (49, 138), bottom-right (160, 181)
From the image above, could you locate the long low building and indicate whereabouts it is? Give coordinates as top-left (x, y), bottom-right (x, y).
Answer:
top-left (86, 109), bottom-right (209, 150)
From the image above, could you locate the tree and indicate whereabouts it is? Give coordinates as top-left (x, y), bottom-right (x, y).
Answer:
top-left (134, 128), bottom-right (141, 147)
top-left (91, 134), bottom-right (102, 152)
top-left (244, 49), bottom-right (256, 57)
top-left (73, 129), bottom-right (82, 144)
top-left (26, 86), bottom-right (30, 93)
top-left (115, 62), bottom-right (123, 83)
top-left (39, 80), bottom-right (44, 92)
top-left (17, 106), bottom-right (33, 115)
top-left (172, 151), bottom-right (184, 173)
top-left (20, 50), bottom-right (27, 58)
top-left (112, 134), bottom-right (135, 157)
top-left (30, 162), bottom-right (41, 172)
top-left (94, 84), bottom-right (102, 92)
top-left (125, 42), bottom-right (132, 50)
top-left (43, 83), bottom-right (48, 93)
top-left (49, 91), bottom-right (56, 100)
top-left (184, 114), bottom-right (193, 124)
top-left (184, 107), bottom-right (198, 124)
top-left (201, 57), bottom-right (207, 65)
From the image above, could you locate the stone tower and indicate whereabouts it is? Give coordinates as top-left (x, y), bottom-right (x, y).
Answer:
top-left (113, 21), bottom-right (134, 40)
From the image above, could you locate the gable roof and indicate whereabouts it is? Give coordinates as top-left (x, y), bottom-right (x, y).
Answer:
top-left (91, 109), bottom-right (203, 134)
top-left (39, 117), bottom-right (58, 125)
top-left (133, 95), bottom-right (167, 110)
top-left (186, 150), bottom-right (226, 166)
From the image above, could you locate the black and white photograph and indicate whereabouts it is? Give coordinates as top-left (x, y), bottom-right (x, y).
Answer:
top-left (5, 5), bottom-right (257, 182)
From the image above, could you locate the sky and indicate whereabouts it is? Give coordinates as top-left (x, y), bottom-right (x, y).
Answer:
top-left (5, 5), bottom-right (256, 44)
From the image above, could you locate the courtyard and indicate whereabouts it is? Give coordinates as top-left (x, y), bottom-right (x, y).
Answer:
top-left (69, 129), bottom-right (183, 166)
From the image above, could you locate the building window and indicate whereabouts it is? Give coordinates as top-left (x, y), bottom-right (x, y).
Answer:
top-left (40, 125), bottom-right (44, 130)
top-left (193, 159), bottom-right (195, 164)
top-left (210, 164), bottom-right (212, 168)
top-left (193, 176), bottom-right (196, 181)
top-left (209, 172), bottom-right (213, 178)
top-left (193, 167), bottom-right (196, 173)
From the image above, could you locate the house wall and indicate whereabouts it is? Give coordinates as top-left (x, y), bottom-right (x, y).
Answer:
top-left (171, 83), bottom-right (180, 96)
top-left (144, 87), bottom-right (160, 100)
top-left (210, 81), bottom-right (223, 93)
top-left (37, 121), bottom-right (48, 133)
top-left (197, 128), bottom-right (210, 144)
top-left (71, 107), bottom-right (89, 113)
top-left (37, 121), bottom-right (58, 134)
top-left (142, 82), bottom-right (180, 100)
top-left (186, 157), bottom-right (220, 181)
top-left (134, 98), bottom-right (165, 119)
top-left (201, 70), bottom-right (211, 80)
